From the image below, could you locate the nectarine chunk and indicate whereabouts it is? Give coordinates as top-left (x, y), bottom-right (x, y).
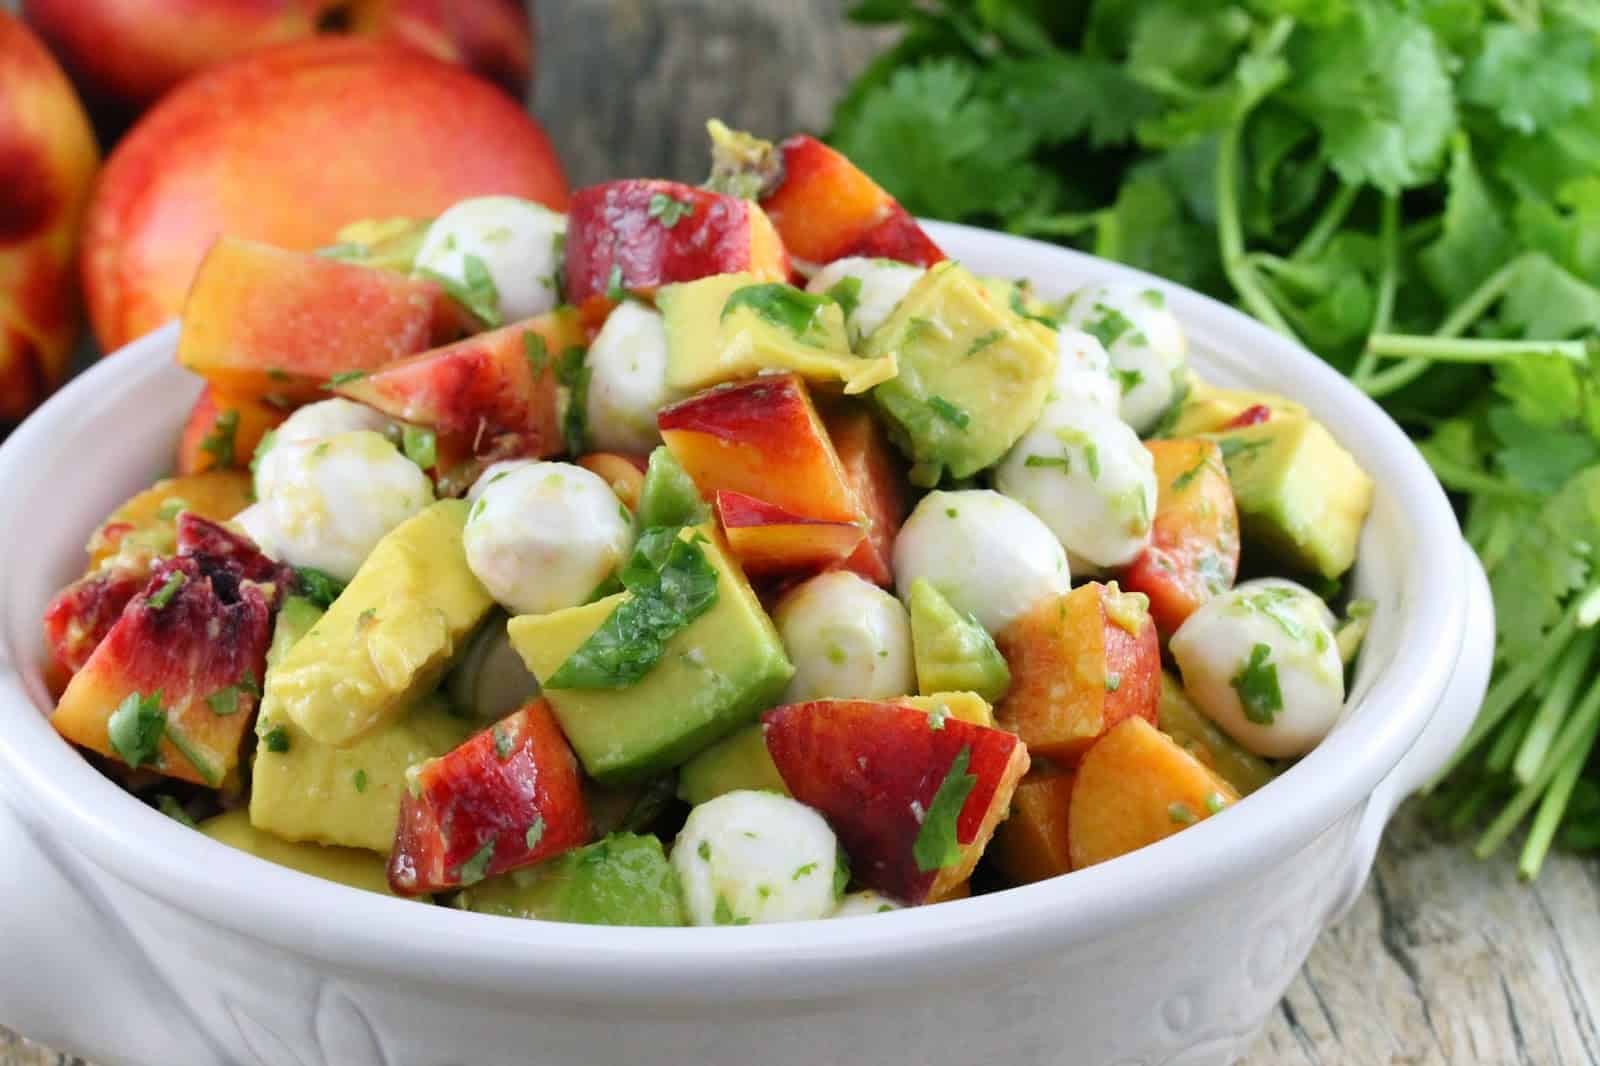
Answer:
top-left (997, 582), bottom-right (1160, 765)
top-left (1068, 718), bottom-right (1239, 869)
top-left (824, 405), bottom-right (907, 587)
top-left (85, 471), bottom-right (254, 570)
top-left (177, 237), bottom-right (467, 400)
top-left (715, 491), bottom-right (865, 577)
top-left (176, 386), bottom-right (286, 475)
top-left (576, 453), bottom-right (647, 512)
top-left (991, 765), bottom-right (1076, 886)
top-left (1121, 440), bottom-right (1240, 637)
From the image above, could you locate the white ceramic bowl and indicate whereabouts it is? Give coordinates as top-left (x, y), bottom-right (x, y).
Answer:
top-left (0, 223), bottom-right (1493, 1066)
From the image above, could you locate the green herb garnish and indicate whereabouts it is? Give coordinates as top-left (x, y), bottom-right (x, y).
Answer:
top-left (147, 571), bottom-right (186, 610)
top-left (824, 275), bottom-right (863, 319)
top-left (294, 567), bottom-right (346, 608)
top-left (493, 725), bottom-right (515, 761)
top-left (525, 816), bottom-right (546, 851)
top-left (721, 283), bottom-right (834, 342)
top-left (326, 370), bottom-right (368, 388)
top-left (155, 794), bottom-right (196, 829)
top-left (199, 410), bottom-right (239, 468)
top-left (456, 839), bottom-right (497, 886)
top-left (1231, 643), bottom-right (1284, 725)
top-left (422, 253), bottom-right (502, 327)
top-left (605, 264), bottom-right (626, 302)
top-left (262, 726), bottom-right (291, 754)
top-left (647, 192), bottom-right (696, 228)
top-left (108, 691), bottom-right (165, 769)
top-left (354, 769), bottom-right (368, 793)
top-left (927, 395), bottom-right (970, 429)
top-left (912, 747), bottom-right (976, 873)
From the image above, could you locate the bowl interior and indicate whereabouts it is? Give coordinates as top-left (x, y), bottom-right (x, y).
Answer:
top-left (0, 223), bottom-right (1463, 999)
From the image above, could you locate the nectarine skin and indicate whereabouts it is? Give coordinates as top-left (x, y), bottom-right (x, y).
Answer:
top-left (0, 13), bottom-right (98, 423)
top-left (715, 490), bottom-right (865, 577)
top-left (823, 405), bottom-right (907, 587)
top-left (83, 38), bottom-right (566, 351)
top-left (564, 179), bottom-right (788, 311)
top-left (763, 698), bottom-right (1029, 904)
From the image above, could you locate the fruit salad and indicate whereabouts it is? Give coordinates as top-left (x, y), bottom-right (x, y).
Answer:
top-left (40, 123), bottom-right (1376, 926)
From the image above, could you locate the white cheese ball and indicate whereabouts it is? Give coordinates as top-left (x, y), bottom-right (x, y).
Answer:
top-left (230, 501), bottom-right (282, 560)
top-left (253, 398), bottom-right (394, 498)
top-left (805, 256), bottom-right (925, 344)
top-left (1059, 283), bottom-right (1187, 434)
top-left (672, 790), bottom-right (840, 925)
top-left (583, 301), bottom-right (677, 454)
top-left (414, 195), bottom-right (566, 322)
top-left (774, 571), bottom-right (916, 703)
top-left (463, 461), bottom-right (634, 616)
top-left (831, 890), bottom-right (902, 919)
top-left (993, 402), bottom-right (1156, 573)
top-left (466, 460), bottom-right (536, 505)
top-left (893, 489), bottom-right (1070, 637)
top-left (254, 431), bottom-right (435, 581)
top-left (1169, 578), bottom-right (1345, 759)
top-left (1049, 326), bottom-right (1120, 412)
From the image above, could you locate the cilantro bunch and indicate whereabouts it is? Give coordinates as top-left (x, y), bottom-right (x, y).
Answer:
top-left (831, 0), bottom-right (1600, 876)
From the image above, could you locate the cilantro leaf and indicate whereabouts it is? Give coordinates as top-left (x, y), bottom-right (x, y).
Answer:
top-left (555, 345), bottom-right (590, 455)
top-left (293, 567), bottom-right (347, 608)
top-left (1418, 135), bottom-right (1515, 305)
top-left (912, 746), bottom-right (977, 872)
top-left (1492, 466), bottom-right (1600, 663)
top-left (1460, 24), bottom-right (1594, 136)
top-left (199, 409), bottom-right (239, 468)
top-left (1230, 643), bottom-right (1284, 725)
top-left (455, 839), bottom-right (497, 887)
top-left (422, 254), bottom-right (502, 328)
top-left (647, 192), bottom-right (695, 228)
top-left (108, 691), bottom-right (166, 769)
top-left (721, 283), bottom-right (834, 342)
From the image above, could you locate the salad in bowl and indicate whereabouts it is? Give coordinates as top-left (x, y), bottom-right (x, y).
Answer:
top-left (39, 124), bottom-right (1375, 927)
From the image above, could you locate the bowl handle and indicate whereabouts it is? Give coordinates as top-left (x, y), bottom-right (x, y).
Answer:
top-left (1327, 538), bottom-right (1495, 922)
top-left (0, 779), bottom-right (221, 1063)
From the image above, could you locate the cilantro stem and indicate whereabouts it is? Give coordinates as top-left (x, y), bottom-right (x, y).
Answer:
top-left (1519, 729), bottom-right (1593, 881)
top-left (1475, 677), bottom-right (1600, 860)
top-left (1446, 774), bottom-right (1498, 832)
top-left (1013, 211), bottom-right (1103, 239)
top-left (1350, 195), bottom-right (1401, 383)
top-left (1485, 700), bottom-right (1535, 775)
top-left (1424, 453), bottom-right (1540, 503)
top-left (1215, 110), bottom-right (1295, 339)
top-left (1365, 335), bottom-right (1590, 365)
top-left (1511, 628), bottom-right (1596, 785)
top-left (1290, 183), bottom-right (1359, 262)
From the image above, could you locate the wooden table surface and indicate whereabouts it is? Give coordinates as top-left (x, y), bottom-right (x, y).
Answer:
top-left (6, 3), bottom-right (1600, 1063)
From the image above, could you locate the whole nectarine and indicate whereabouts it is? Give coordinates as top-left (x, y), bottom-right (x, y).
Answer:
top-left (22, 0), bottom-right (533, 129)
top-left (0, 12), bottom-right (98, 423)
top-left (83, 37), bottom-right (567, 352)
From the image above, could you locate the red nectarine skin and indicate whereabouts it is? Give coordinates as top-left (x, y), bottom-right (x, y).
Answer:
top-left (389, 698), bottom-right (590, 895)
top-left (658, 374), bottom-right (863, 524)
top-left (83, 38), bottom-right (566, 351)
top-left (0, 12), bottom-right (97, 422)
top-left (759, 135), bottom-right (944, 268)
top-left (176, 385), bottom-right (287, 476)
top-left (997, 583), bottom-right (1161, 765)
top-left (823, 405), bottom-right (907, 587)
top-left (715, 490), bottom-right (865, 577)
top-left (1121, 440), bottom-right (1240, 637)
top-left (43, 563), bottom-right (148, 677)
top-left (763, 698), bottom-right (1028, 904)
top-left (564, 179), bottom-right (789, 310)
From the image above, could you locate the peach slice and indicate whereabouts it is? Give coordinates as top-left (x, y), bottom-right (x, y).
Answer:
top-left (715, 491), bottom-right (864, 578)
top-left (576, 453), bottom-right (648, 512)
top-left (176, 385), bottom-right (287, 475)
top-left (991, 765), bottom-right (1076, 886)
top-left (84, 470), bottom-right (254, 570)
top-left (1121, 440), bottom-right (1240, 637)
top-left (823, 404), bottom-right (907, 587)
top-left (996, 582), bottom-right (1160, 765)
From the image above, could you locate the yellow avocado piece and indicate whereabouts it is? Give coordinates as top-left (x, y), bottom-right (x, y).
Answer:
top-left (1205, 415), bottom-right (1374, 580)
top-left (1163, 378), bottom-right (1308, 437)
top-left (677, 723), bottom-right (788, 806)
top-left (509, 525), bottom-right (793, 785)
top-left (866, 261), bottom-right (1057, 485)
top-left (201, 810), bottom-right (409, 897)
top-left (659, 272), bottom-right (897, 394)
top-left (1156, 672), bottom-right (1274, 796)
top-left (270, 500), bottom-right (494, 746)
top-left (901, 692), bottom-right (996, 728)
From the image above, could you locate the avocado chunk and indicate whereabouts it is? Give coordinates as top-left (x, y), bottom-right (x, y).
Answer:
top-left (659, 272), bottom-right (896, 394)
top-left (677, 723), bottom-right (788, 806)
top-left (251, 597), bottom-right (476, 852)
top-left (900, 691), bottom-right (997, 728)
top-left (323, 216), bottom-right (431, 274)
top-left (509, 524), bottom-right (793, 784)
top-left (271, 499), bottom-right (494, 746)
top-left (200, 810), bottom-right (410, 897)
top-left (1206, 416), bottom-right (1374, 579)
top-left (866, 262), bottom-right (1057, 484)
top-left (1157, 672), bottom-right (1274, 796)
top-left (454, 833), bottom-right (685, 926)
top-left (638, 445), bottom-right (710, 529)
top-left (1163, 378), bottom-right (1308, 437)
top-left (907, 578), bottom-right (1011, 703)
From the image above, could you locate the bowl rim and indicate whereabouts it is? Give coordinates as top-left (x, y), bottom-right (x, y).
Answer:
top-left (0, 221), bottom-right (1466, 1003)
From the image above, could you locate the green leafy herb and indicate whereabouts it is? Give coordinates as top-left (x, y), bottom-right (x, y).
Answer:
top-left (825, 275), bottom-right (863, 319)
top-left (525, 816), bottom-right (546, 851)
top-left (926, 704), bottom-right (949, 731)
top-left (698, 839), bottom-right (712, 862)
top-left (1083, 307), bottom-right (1135, 351)
top-left (1231, 643), bottom-right (1284, 725)
top-left (647, 192), bottom-right (696, 228)
top-left (1105, 672), bottom-right (1122, 692)
top-left (793, 862), bottom-right (817, 880)
top-left (249, 429), bottom-right (278, 481)
top-left (205, 684), bottom-right (245, 717)
top-left (965, 327), bottom-right (1006, 358)
top-left (547, 528), bottom-right (720, 689)
top-left (1168, 802), bottom-right (1197, 825)
top-left (1084, 442), bottom-right (1101, 481)
top-left (199, 410), bottom-right (239, 468)
top-left (722, 283), bottom-right (834, 342)
top-left (262, 726), bottom-right (291, 754)
top-left (155, 794), bottom-right (196, 829)
top-left (1113, 368), bottom-right (1144, 395)
top-left (402, 425), bottom-right (437, 470)
top-left (524, 330), bottom-right (549, 376)
top-left (556, 345), bottom-right (590, 454)
top-left (155, 497), bottom-right (188, 522)
top-left (354, 769), bottom-right (368, 793)
top-left (326, 370), bottom-right (368, 388)
top-left (833, 846), bottom-right (851, 899)
top-left (147, 571), bottom-right (186, 610)
top-left (492, 725), bottom-right (515, 761)
top-left (1024, 453), bottom-right (1071, 472)
top-left (108, 691), bottom-right (165, 769)
top-left (421, 254), bottom-right (502, 329)
top-left (927, 395), bottom-right (970, 429)
top-left (713, 895), bottom-right (738, 925)
top-left (294, 567), bottom-right (346, 608)
top-left (605, 264), bottom-right (626, 303)
top-left (456, 839), bottom-right (497, 887)
top-left (912, 746), bottom-right (976, 873)
top-left (1206, 791), bottom-right (1228, 815)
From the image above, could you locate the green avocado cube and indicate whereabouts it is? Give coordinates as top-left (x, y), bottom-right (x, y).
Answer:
top-left (1206, 415), bottom-right (1374, 580)
top-left (455, 833), bottom-right (685, 926)
top-left (676, 723), bottom-right (788, 806)
top-left (866, 262), bottom-right (1057, 485)
top-left (907, 578), bottom-right (1011, 704)
top-left (637, 445), bottom-right (710, 529)
top-left (508, 525), bottom-right (794, 784)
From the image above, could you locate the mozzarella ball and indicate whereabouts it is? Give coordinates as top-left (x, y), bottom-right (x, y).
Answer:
top-left (831, 890), bottom-right (902, 919)
top-left (448, 614), bottom-right (540, 721)
top-left (584, 301), bottom-right (677, 454)
top-left (893, 489), bottom-right (1070, 636)
top-left (774, 571), bottom-right (916, 703)
top-left (254, 431), bottom-right (435, 581)
top-left (1049, 326), bottom-right (1120, 412)
top-left (253, 398), bottom-right (394, 497)
top-left (230, 501), bottom-right (283, 560)
top-left (414, 196), bottom-right (565, 322)
top-left (466, 460), bottom-right (536, 505)
top-left (1169, 578), bottom-right (1345, 759)
top-left (1058, 283), bottom-right (1187, 434)
top-left (994, 402), bottom-right (1156, 572)
top-left (672, 790), bottom-right (840, 925)
top-left (805, 257), bottom-right (925, 344)
top-left (463, 461), bottom-right (635, 616)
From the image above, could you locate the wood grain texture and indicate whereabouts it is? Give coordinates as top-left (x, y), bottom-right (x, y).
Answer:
top-left (6, 3), bottom-right (1600, 1064)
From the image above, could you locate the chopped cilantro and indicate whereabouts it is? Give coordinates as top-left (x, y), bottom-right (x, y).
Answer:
top-left (1105, 672), bottom-right (1122, 692)
top-left (1231, 643), bottom-right (1284, 725)
top-left (646, 192), bottom-right (696, 228)
top-left (422, 253), bottom-right (502, 327)
top-left (1205, 791), bottom-right (1228, 814)
top-left (493, 725), bottom-right (515, 761)
top-left (1168, 802), bottom-right (1197, 825)
top-left (912, 747), bottom-right (976, 872)
top-left (249, 429), bottom-right (279, 480)
top-left (1083, 306), bottom-right (1135, 350)
top-left (401, 425), bottom-right (437, 470)
top-left (927, 395), bottom-right (970, 429)
top-left (721, 283), bottom-right (833, 342)
top-left (155, 794), bottom-right (196, 829)
top-left (1113, 367), bottom-right (1144, 394)
top-left (824, 276), bottom-right (863, 319)
top-left (834, 846), bottom-right (852, 898)
top-left (793, 862), bottom-right (818, 880)
top-left (1084, 442), bottom-right (1101, 480)
top-left (556, 345), bottom-right (590, 454)
top-left (605, 264), bottom-right (626, 302)
top-left (927, 704), bottom-right (950, 730)
top-left (205, 685), bottom-right (242, 717)
top-left (965, 327), bottom-right (1007, 358)
top-left (1024, 453), bottom-right (1071, 472)
top-left (294, 566), bottom-right (346, 608)
top-left (155, 497), bottom-right (188, 522)
top-left (262, 725), bottom-right (292, 754)
top-left (356, 607), bottom-right (377, 630)
top-left (353, 769), bottom-right (368, 793)
top-left (147, 571), bottom-right (186, 610)
top-left (455, 839), bottom-right (497, 886)
top-left (525, 816), bottom-right (546, 851)
top-left (1169, 453), bottom-right (1214, 494)
top-left (945, 507), bottom-right (958, 519)
top-left (713, 895), bottom-right (737, 925)
top-left (698, 839), bottom-right (712, 862)
top-left (1008, 286), bottom-right (1058, 329)
top-left (108, 690), bottom-right (166, 769)
top-left (524, 330), bottom-right (549, 376)
top-left (199, 410), bottom-right (239, 468)
top-left (326, 370), bottom-right (368, 387)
